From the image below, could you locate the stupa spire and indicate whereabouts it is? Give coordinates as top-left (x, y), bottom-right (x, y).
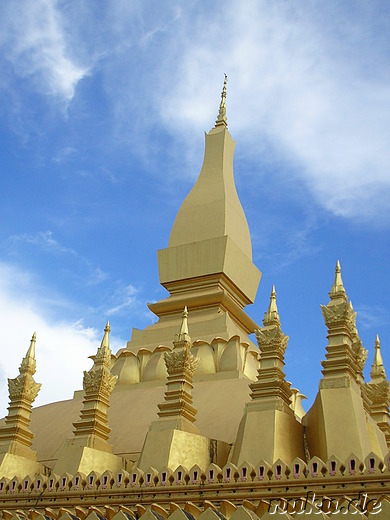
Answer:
top-left (231, 287), bottom-right (305, 466)
top-left (215, 74), bottom-right (228, 128)
top-left (0, 332), bottom-right (43, 478)
top-left (72, 322), bottom-right (117, 443)
top-left (305, 262), bottom-right (373, 462)
top-left (158, 307), bottom-right (199, 428)
top-left (252, 286), bottom-right (291, 406)
top-left (137, 308), bottom-right (214, 472)
top-left (54, 323), bottom-right (121, 475)
top-left (122, 77), bottom-right (261, 368)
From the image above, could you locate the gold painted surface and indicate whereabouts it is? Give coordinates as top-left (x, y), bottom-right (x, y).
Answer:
top-left (304, 262), bottom-right (388, 462)
top-left (0, 376), bottom-right (253, 468)
top-left (118, 83), bottom-right (261, 359)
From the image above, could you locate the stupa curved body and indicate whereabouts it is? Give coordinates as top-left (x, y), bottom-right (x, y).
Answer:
top-left (0, 79), bottom-right (389, 519)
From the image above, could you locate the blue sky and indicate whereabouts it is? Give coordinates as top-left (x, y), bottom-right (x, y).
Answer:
top-left (1, 0), bottom-right (390, 417)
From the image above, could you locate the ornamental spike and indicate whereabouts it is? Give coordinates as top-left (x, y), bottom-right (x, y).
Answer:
top-left (20, 331), bottom-right (37, 375)
top-left (263, 285), bottom-right (280, 326)
top-left (371, 334), bottom-right (386, 379)
top-left (329, 260), bottom-right (347, 301)
top-left (215, 74), bottom-right (228, 128)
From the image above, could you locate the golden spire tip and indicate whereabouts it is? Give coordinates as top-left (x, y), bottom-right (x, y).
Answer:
top-left (371, 333), bottom-right (386, 378)
top-left (330, 260), bottom-right (346, 300)
top-left (268, 285), bottom-right (278, 311)
top-left (179, 306), bottom-right (189, 336)
top-left (263, 285), bottom-right (280, 326)
top-left (215, 74), bottom-right (228, 128)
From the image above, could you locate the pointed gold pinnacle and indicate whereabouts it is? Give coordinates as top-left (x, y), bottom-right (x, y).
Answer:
top-left (20, 331), bottom-right (37, 375)
top-left (329, 260), bottom-right (347, 300)
top-left (215, 74), bottom-right (228, 128)
top-left (174, 306), bottom-right (191, 347)
top-left (263, 285), bottom-right (281, 326)
top-left (179, 306), bottom-right (189, 337)
top-left (371, 334), bottom-right (386, 379)
top-left (101, 321), bottom-right (110, 348)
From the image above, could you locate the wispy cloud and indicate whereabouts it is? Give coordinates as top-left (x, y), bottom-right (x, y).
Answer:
top-left (356, 304), bottom-right (390, 332)
top-left (52, 146), bottom-right (78, 163)
top-left (0, 0), bottom-right (89, 102)
top-left (86, 267), bottom-right (110, 287)
top-left (7, 230), bottom-right (77, 256)
top-left (5, 231), bottom-right (112, 287)
top-left (106, 284), bottom-right (139, 316)
top-left (251, 201), bottom-right (321, 273)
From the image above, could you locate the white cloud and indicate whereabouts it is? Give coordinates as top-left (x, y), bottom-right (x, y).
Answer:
top-left (0, 0), bottom-right (89, 102)
top-left (0, 261), bottom-right (104, 418)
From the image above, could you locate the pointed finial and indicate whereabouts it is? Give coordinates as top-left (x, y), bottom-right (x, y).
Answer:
top-left (179, 306), bottom-right (189, 337)
top-left (215, 74), bottom-right (228, 128)
top-left (263, 285), bottom-right (281, 326)
top-left (174, 306), bottom-right (191, 347)
top-left (329, 260), bottom-right (347, 300)
top-left (101, 321), bottom-right (110, 348)
top-left (371, 334), bottom-right (386, 379)
top-left (93, 321), bottom-right (112, 367)
top-left (20, 331), bottom-right (37, 374)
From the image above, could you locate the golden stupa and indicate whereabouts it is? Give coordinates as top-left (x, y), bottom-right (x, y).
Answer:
top-left (0, 78), bottom-right (389, 519)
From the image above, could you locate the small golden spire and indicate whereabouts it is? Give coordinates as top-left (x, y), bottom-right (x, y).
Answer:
top-left (329, 260), bottom-right (347, 300)
top-left (215, 74), bottom-right (228, 128)
top-left (371, 334), bottom-right (386, 379)
top-left (72, 322), bottom-right (117, 444)
top-left (263, 285), bottom-right (280, 326)
top-left (0, 333), bottom-right (42, 461)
